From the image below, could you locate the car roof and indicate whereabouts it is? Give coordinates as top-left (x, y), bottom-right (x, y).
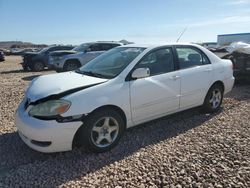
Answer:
top-left (96, 41), bottom-right (121, 43)
top-left (79, 41), bottom-right (122, 45)
top-left (47, 45), bottom-right (73, 48)
top-left (120, 43), bottom-right (202, 48)
top-left (117, 43), bottom-right (222, 63)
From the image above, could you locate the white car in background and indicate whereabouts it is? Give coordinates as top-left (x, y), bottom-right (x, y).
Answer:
top-left (49, 42), bottom-right (122, 72)
top-left (15, 43), bottom-right (234, 153)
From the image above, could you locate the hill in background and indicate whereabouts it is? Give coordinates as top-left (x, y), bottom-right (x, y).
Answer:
top-left (0, 39), bottom-right (133, 50)
top-left (0, 41), bottom-right (48, 49)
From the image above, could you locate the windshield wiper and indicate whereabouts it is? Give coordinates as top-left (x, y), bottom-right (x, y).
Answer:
top-left (75, 68), bottom-right (83, 74)
top-left (82, 70), bottom-right (106, 78)
top-left (75, 69), bottom-right (111, 79)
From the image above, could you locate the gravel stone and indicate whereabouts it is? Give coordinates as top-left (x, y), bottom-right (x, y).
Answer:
top-left (0, 56), bottom-right (250, 187)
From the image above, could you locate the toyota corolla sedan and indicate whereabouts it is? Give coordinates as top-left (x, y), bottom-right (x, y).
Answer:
top-left (15, 43), bottom-right (234, 153)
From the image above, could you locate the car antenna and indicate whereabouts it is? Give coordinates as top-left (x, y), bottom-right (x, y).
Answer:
top-left (176, 27), bottom-right (188, 42)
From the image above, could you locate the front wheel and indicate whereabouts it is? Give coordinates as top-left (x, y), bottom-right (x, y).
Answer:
top-left (203, 84), bottom-right (223, 113)
top-left (63, 60), bottom-right (80, 71)
top-left (80, 109), bottom-right (125, 153)
top-left (31, 61), bottom-right (44, 71)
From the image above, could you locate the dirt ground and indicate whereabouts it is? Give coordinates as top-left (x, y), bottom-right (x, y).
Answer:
top-left (0, 56), bottom-right (249, 187)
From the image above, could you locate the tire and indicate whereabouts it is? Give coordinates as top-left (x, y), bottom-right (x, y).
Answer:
top-left (22, 65), bottom-right (29, 71)
top-left (31, 61), bottom-right (44, 71)
top-left (63, 60), bottom-right (80, 71)
top-left (203, 84), bottom-right (223, 113)
top-left (79, 109), bottom-right (125, 153)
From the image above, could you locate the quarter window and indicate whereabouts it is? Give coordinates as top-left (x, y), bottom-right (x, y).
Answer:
top-left (135, 48), bottom-right (175, 76)
top-left (176, 47), bottom-right (210, 69)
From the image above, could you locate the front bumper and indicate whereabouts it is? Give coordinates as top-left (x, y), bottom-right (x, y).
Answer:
top-left (49, 58), bottom-right (65, 70)
top-left (47, 64), bottom-right (64, 72)
top-left (15, 100), bottom-right (82, 153)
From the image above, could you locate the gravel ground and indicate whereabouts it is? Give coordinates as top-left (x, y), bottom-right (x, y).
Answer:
top-left (0, 56), bottom-right (249, 187)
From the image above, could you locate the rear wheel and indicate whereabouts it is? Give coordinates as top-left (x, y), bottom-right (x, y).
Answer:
top-left (63, 60), bottom-right (80, 71)
top-left (203, 84), bottom-right (223, 113)
top-left (79, 109), bottom-right (125, 153)
top-left (31, 61), bottom-right (44, 71)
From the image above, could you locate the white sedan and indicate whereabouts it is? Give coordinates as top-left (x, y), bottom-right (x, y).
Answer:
top-left (15, 43), bottom-right (234, 153)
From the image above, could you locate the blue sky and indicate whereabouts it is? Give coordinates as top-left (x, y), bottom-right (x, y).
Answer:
top-left (0, 0), bottom-right (250, 45)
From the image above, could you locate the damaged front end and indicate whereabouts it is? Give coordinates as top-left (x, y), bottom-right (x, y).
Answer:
top-left (24, 83), bottom-right (103, 123)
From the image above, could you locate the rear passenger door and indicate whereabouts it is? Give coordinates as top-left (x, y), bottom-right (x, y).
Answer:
top-left (174, 45), bottom-right (213, 109)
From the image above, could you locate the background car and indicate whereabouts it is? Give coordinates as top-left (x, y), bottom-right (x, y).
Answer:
top-left (22, 45), bottom-right (74, 71)
top-left (0, 51), bottom-right (5, 62)
top-left (49, 41), bottom-right (122, 72)
top-left (15, 43), bottom-right (234, 153)
top-left (0, 48), bottom-right (11, 55)
top-left (11, 48), bottom-right (37, 56)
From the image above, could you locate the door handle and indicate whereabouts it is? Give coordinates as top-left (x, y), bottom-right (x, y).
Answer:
top-left (171, 75), bottom-right (180, 80)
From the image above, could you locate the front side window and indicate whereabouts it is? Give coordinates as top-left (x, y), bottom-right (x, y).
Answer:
top-left (176, 47), bottom-right (210, 69)
top-left (77, 47), bottom-right (145, 79)
top-left (39, 47), bottom-right (50, 54)
top-left (135, 48), bottom-right (175, 76)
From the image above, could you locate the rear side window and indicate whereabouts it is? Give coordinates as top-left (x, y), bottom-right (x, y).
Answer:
top-left (176, 47), bottom-right (210, 69)
top-left (100, 44), bottom-right (113, 51)
top-left (62, 46), bottom-right (73, 50)
top-left (111, 44), bottom-right (121, 48)
top-left (89, 44), bottom-right (102, 51)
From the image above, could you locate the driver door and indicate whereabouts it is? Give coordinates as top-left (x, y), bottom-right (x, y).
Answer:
top-left (129, 47), bottom-right (181, 124)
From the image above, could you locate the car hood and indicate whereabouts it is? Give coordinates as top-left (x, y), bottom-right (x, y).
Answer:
top-left (26, 72), bottom-right (107, 102)
top-left (50, 50), bottom-right (80, 57)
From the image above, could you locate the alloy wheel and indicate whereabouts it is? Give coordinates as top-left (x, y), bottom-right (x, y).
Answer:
top-left (91, 117), bottom-right (119, 148)
top-left (209, 89), bottom-right (222, 109)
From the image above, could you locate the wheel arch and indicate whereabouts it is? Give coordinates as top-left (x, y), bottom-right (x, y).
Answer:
top-left (203, 80), bottom-right (225, 105)
top-left (72, 104), bottom-right (127, 148)
top-left (65, 58), bottom-right (81, 66)
top-left (210, 80), bottom-right (225, 93)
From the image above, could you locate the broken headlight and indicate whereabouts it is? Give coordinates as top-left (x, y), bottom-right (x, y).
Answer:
top-left (29, 100), bottom-right (71, 118)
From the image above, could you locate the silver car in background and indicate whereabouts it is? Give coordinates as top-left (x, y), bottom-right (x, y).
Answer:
top-left (49, 41), bottom-right (122, 72)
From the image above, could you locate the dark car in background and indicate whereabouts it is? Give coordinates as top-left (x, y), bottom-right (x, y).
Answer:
top-left (222, 52), bottom-right (250, 81)
top-left (22, 45), bottom-right (74, 71)
top-left (0, 51), bottom-right (5, 62)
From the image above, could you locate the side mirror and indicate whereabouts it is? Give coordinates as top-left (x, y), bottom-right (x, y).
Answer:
top-left (131, 68), bottom-right (150, 79)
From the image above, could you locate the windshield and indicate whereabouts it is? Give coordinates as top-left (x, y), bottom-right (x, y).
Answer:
top-left (73, 43), bottom-right (90, 52)
top-left (76, 47), bottom-right (145, 79)
top-left (39, 46), bottom-right (50, 54)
